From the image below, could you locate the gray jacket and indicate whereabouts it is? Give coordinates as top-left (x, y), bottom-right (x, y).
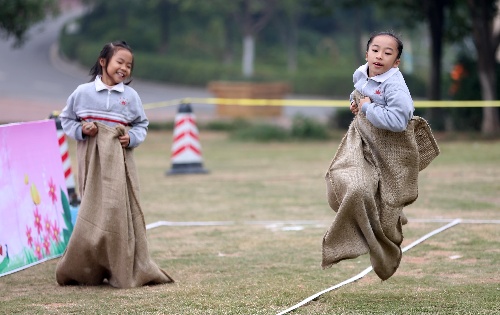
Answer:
top-left (60, 76), bottom-right (148, 148)
top-left (351, 64), bottom-right (414, 132)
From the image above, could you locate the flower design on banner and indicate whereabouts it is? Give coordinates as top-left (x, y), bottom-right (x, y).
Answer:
top-left (31, 183), bottom-right (41, 205)
top-left (1, 168), bottom-right (75, 269)
top-left (34, 241), bottom-right (43, 260)
top-left (51, 220), bottom-right (60, 243)
top-left (43, 235), bottom-right (51, 256)
top-left (44, 215), bottom-right (52, 235)
top-left (33, 207), bottom-right (42, 235)
top-left (26, 226), bottom-right (33, 247)
top-left (48, 177), bottom-right (57, 204)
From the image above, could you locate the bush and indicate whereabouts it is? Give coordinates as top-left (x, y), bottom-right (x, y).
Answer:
top-left (230, 123), bottom-right (289, 142)
top-left (203, 118), bottom-right (251, 131)
top-left (447, 54), bottom-right (500, 131)
top-left (328, 108), bottom-right (354, 130)
top-left (291, 114), bottom-right (329, 139)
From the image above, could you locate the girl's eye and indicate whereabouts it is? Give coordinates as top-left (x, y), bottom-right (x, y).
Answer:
top-left (372, 49), bottom-right (378, 53)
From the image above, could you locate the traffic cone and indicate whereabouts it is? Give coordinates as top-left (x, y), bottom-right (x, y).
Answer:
top-left (166, 103), bottom-right (209, 175)
top-left (49, 111), bottom-right (80, 206)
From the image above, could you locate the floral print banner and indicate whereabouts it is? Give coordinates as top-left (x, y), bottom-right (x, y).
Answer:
top-left (0, 120), bottom-right (74, 277)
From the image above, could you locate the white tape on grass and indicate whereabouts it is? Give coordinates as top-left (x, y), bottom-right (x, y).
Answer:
top-left (275, 219), bottom-right (462, 315)
top-left (145, 218), bottom-right (500, 230)
top-left (146, 221), bottom-right (235, 229)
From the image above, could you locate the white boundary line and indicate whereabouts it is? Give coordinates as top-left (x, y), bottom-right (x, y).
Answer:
top-left (274, 219), bottom-right (463, 315)
top-left (146, 220), bottom-right (235, 229)
top-left (145, 218), bottom-right (500, 230)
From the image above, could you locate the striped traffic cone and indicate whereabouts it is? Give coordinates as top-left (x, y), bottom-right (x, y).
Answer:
top-left (166, 103), bottom-right (209, 175)
top-left (49, 111), bottom-right (80, 206)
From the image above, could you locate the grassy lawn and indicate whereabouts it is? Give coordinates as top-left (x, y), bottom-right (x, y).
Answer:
top-left (1, 130), bottom-right (499, 314)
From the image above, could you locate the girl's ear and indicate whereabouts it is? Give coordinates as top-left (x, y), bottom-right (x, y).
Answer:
top-left (99, 58), bottom-right (106, 68)
top-left (393, 58), bottom-right (401, 68)
top-left (365, 51), bottom-right (368, 61)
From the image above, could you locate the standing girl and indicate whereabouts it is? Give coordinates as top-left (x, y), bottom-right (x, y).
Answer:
top-left (56, 41), bottom-right (174, 288)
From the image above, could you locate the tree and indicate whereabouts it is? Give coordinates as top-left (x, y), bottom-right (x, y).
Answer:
top-left (466, 0), bottom-right (500, 136)
top-left (152, 0), bottom-right (180, 54)
top-left (234, 0), bottom-right (277, 78)
top-left (0, 0), bottom-right (58, 47)
top-left (274, 0), bottom-right (304, 73)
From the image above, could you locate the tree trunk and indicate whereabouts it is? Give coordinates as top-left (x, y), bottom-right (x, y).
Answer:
top-left (236, 0), bottom-right (275, 78)
top-left (425, 0), bottom-right (446, 130)
top-left (242, 34), bottom-right (255, 78)
top-left (158, 0), bottom-right (173, 54)
top-left (468, 0), bottom-right (500, 136)
top-left (223, 16), bottom-right (235, 65)
top-left (286, 21), bottom-right (298, 73)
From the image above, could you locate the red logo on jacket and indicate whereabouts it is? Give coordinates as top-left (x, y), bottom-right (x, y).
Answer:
top-left (118, 97), bottom-right (128, 106)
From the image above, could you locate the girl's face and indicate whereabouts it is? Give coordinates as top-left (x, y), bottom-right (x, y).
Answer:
top-left (99, 48), bottom-right (133, 86)
top-left (365, 35), bottom-right (400, 77)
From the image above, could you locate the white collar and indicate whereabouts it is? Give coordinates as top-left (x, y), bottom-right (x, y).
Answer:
top-left (358, 63), bottom-right (400, 83)
top-left (94, 75), bottom-right (125, 92)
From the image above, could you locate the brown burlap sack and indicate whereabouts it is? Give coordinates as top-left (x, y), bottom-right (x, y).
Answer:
top-left (322, 112), bottom-right (439, 280)
top-left (56, 123), bottom-right (174, 288)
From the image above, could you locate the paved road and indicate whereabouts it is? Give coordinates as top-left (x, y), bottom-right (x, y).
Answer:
top-left (0, 7), bottom-right (336, 125)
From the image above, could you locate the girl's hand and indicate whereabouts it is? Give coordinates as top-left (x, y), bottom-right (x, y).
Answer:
top-left (119, 133), bottom-right (130, 148)
top-left (82, 122), bottom-right (98, 137)
top-left (350, 101), bottom-right (359, 115)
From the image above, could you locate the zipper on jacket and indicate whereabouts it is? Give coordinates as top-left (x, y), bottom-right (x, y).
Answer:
top-left (106, 90), bottom-right (111, 109)
top-left (361, 78), bottom-right (369, 95)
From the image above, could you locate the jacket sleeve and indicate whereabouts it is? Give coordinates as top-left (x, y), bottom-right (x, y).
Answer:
top-left (127, 92), bottom-right (149, 148)
top-left (59, 89), bottom-right (85, 141)
top-left (361, 82), bottom-right (413, 132)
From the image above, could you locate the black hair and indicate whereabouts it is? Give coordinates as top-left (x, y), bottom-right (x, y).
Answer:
top-left (89, 40), bottom-right (134, 85)
top-left (366, 31), bottom-right (403, 60)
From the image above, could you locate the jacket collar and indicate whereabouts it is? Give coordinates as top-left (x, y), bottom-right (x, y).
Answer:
top-left (94, 75), bottom-right (125, 92)
top-left (358, 63), bottom-right (400, 83)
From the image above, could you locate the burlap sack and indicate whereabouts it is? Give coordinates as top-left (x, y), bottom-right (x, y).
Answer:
top-left (56, 123), bottom-right (174, 288)
top-left (322, 112), bottom-right (439, 280)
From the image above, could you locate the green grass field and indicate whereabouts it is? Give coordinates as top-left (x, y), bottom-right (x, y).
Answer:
top-left (1, 130), bottom-right (499, 314)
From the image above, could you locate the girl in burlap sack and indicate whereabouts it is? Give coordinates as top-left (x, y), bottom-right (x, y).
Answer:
top-left (322, 32), bottom-right (439, 280)
top-left (57, 41), bottom-right (174, 288)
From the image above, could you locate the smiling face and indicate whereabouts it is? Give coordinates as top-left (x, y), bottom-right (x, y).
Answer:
top-left (365, 35), bottom-right (400, 77)
top-left (99, 48), bottom-right (133, 86)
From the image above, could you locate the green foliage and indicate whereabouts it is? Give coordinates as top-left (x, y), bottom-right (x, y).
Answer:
top-left (203, 118), bottom-right (251, 131)
top-left (290, 114), bottom-right (329, 139)
top-left (447, 53), bottom-right (500, 131)
top-left (328, 107), bottom-right (354, 130)
top-left (230, 123), bottom-right (290, 142)
top-left (60, 188), bottom-right (73, 244)
top-left (148, 121), bottom-right (174, 131)
top-left (0, 0), bottom-right (59, 47)
top-left (58, 0), bottom-right (433, 97)
top-left (228, 115), bottom-right (330, 141)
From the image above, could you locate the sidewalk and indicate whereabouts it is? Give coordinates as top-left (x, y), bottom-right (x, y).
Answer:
top-left (0, 98), bottom-right (65, 124)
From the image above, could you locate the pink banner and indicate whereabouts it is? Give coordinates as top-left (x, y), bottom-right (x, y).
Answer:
top-left (0, 120), bottom-right (74, 276)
